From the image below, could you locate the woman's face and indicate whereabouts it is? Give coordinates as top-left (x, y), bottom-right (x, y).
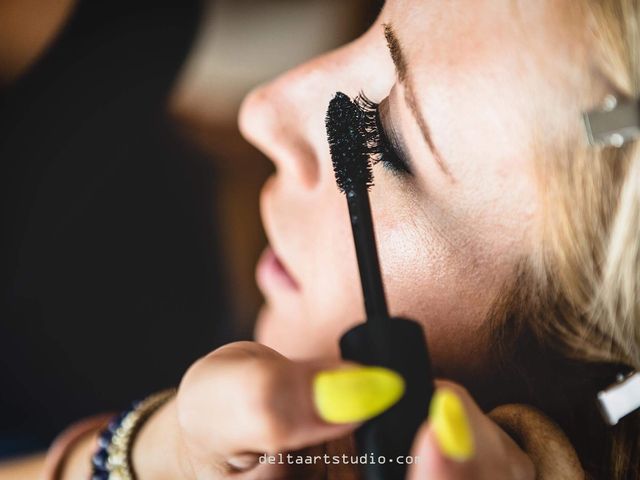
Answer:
top-left (239, 0), bottom-right (583, 381)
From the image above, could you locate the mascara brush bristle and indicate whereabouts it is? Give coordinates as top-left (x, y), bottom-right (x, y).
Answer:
top-left (325, 92), bottom-right (373, 194)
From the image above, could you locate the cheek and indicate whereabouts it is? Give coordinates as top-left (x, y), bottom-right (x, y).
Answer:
top-left (257, 172), bottom-right (509, 374)
top-left (374, 190), bottom-right (500, 378)
top-left (255, 182), bottom-right (367, 360)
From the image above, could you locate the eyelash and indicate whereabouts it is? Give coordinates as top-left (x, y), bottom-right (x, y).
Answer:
top-left (354, 93), bottom-right (412, 175)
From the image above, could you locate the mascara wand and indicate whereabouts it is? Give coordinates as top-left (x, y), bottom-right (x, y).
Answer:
top-left (326, 92), bottom-right (434, 480)
top-left (326, 93), bottom-right (389, 334)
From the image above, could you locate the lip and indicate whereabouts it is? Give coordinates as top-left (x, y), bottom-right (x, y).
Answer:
top-left (256, 246), bottom-right (301, 294)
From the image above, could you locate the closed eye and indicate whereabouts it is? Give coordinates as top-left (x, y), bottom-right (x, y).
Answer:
top-left (354, 93), bottom-right (412, 175)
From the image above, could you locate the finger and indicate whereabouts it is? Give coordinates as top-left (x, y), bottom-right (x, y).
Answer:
top-left (408, 382), bottom-right (534, 480)
top-left (408, 385), bottom-right (476, 480)
top-left (408, 426), bottom-right (469, 480)
top-left (177, 341), bottom-right (405, 464)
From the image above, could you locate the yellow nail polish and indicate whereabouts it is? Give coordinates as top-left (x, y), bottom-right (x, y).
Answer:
top-left (313, 366), bottom-right (405, 424)
top-left (429, 389), bottom-right (475, 462)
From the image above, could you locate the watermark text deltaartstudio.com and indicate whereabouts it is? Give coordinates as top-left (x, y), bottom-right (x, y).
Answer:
top-left (259, 453), bottom-right (421, 466)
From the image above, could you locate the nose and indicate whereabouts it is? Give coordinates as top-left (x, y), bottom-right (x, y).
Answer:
top-left (238, 24), bottom-right (395, 191)
top-left (239, 69), bottom-right (323, 189)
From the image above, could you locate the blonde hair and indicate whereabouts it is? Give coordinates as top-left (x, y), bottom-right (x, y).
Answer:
top-left (542, 0), bottom-right (640, 368)
top-left (513, 1), bottom-right (640, 477)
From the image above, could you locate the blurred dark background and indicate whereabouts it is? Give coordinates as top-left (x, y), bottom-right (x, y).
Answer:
top-left (0, 0), bottom-right (233, 456)
top-left (0, 0), bottom-right (381, 460)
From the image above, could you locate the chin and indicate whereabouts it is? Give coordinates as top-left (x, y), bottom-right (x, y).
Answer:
top-left (253, 304), bottom-right (273, 345)
top-left (254, 303), bottom-right (341, 360)
top-left (254, 304), bottom-right (304, 358)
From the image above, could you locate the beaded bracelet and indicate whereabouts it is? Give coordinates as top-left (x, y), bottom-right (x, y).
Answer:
top-left (91, 389), bottom-right (176, 480)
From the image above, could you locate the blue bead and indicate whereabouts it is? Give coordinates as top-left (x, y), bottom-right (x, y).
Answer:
top-left (92, 448), bottom-right (109, 470)
top-left (108, 411), bottom-right (127, 433)
top-left (98, 429), bottom-right (112, 448)
top-left (92, 472), bottom-right (110, 480)
top-left (107, 419), bottom-right (119, 433)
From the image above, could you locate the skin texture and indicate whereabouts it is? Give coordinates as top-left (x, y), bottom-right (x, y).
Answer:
top-left (156, 0), bottom-right (583, 477)
top-left (0, 1), bottom-right (591, 478)
top-left (239, 0), bottom-right (586, 389)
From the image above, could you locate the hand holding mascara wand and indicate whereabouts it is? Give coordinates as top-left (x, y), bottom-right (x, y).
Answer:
top-left (326, 92), bottom-right (435, 480)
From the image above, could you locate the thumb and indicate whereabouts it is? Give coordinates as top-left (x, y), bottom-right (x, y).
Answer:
top-left (178, 342), bottom-right (405, 467)
top-left (312, 363), bottom-right (406, 425)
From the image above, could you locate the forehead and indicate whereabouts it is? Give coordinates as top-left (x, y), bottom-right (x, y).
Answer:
top-left (375, 0), bottom-right (590, 252)
top-left (380, 0), bottom-right (587, 169)
top-left (385, 0), bottom-right (584, 76)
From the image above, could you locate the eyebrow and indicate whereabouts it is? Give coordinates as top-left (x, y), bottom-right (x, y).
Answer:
top-left (383, 24), bottom-right (452, 178)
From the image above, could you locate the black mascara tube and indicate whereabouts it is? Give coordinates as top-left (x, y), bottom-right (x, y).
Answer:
top-left (328, 92), bottom-right (435, 479)
top-left (341, 169), bottom-right (434, 480)
top-left (340, 316), bottom-right (434, 480)
top-left (346, 187), bottom-right (388, 330)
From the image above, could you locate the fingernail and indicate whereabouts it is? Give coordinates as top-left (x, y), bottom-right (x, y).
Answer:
top-left (226, 453), bottom-right (259, 472)
top-left (429, 389), bottom-right (475, 462)
top-left (313, 366), bottom-right (405, 424)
